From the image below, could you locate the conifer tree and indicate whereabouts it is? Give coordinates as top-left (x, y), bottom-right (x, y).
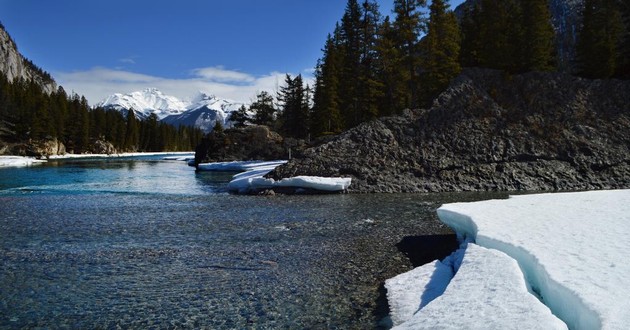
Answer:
top-left (251, 91), bottom-right (276, 126)
top-left (124, 109), bottom-right (139, 151)
top-left (477, 0), bottom-right (523, 72)
top-left (459, 2), bottom-right (483, 68)
top-left (356, 0), bottom-right (383, 123)
top-left (375, 16), bottom-right (408, 115)
top-left (311, 33), bottom-right (343, 136)
top-left (392, 0), bottom-right (427, 108)
top-left (230, 105), bottom-right (250, 128)
top-left (278, 74), bottom-right (310, 139)
top-left (577, 0), bottom-right (624, 78)
top-left (420, 0), bottom-right (461, 106)
top-left (521, 0), bottom-right (556, 72)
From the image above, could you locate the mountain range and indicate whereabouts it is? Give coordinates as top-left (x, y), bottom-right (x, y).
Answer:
top-left (98, 88), bottom-right (244, 133)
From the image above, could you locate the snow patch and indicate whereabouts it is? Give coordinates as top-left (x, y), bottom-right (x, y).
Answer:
top-left (435, 190), bottom-right (630, 329)
top-left (0, 156), bottom-right (46, 167)
top-left (390, 243), bottom-right (566, 329)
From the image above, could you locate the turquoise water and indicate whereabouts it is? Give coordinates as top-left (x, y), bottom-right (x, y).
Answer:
top-left (0, 157), bottom-right (497, 328)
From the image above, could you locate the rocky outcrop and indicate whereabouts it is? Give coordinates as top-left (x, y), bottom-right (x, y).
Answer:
top-left (269, 69), bottom-right (630, 193)
top-left (0, 23), bottom-right (57, 94)
top-left (194, 125), bottom-right (288, 165)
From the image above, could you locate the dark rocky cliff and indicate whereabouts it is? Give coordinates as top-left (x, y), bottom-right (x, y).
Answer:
top-left (269, 69), bottom-right (630, 193)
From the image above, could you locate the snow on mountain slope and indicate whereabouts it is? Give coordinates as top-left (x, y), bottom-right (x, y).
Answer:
top-left (98, 88), bottom-right (189, 120)
top-left (98, 89), bottom-right (243, 132)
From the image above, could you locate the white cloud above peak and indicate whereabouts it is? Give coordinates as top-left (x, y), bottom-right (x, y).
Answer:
top-left (192, 66), bottom-right (255, 83)
top-left (54, 66), bottom-right (304, 106)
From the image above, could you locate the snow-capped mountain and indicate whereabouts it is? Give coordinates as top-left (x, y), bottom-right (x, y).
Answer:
top-left (98, 88), bottom-right (190, 120)
top-left (98, 88), bottom-right (243, 132)
top-left (162, 92), bottom-right (243, 133)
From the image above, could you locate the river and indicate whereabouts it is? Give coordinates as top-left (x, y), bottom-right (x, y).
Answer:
top-left (0, 156), bottom-right (503, 328)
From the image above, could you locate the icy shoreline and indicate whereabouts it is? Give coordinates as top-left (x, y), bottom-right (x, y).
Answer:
top-left (48, 151), bottom-right (194, 159)
top-left (197, 160), bottom-right (351, 194)
top-left (387, 190), bottom-right (630, 329)
top-left (0, 156), bottom-right (47, 167)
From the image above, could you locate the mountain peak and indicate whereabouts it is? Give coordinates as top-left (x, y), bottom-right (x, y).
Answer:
top-left (99, 88), bottom-right (244, 133)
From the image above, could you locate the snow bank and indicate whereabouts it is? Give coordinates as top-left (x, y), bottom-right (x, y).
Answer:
top-left (0, 156), bottom-right (46, 167)
top-left (436, 190), bottom-right (630, 330)
top-left (198, 160), bottom-right (351, 194)
top-left (196, 160), bottom-right (288, 172)
top-left (48, 152), bottom-right (194, 159)
top-left (391, 243), bottom-right (566, 329)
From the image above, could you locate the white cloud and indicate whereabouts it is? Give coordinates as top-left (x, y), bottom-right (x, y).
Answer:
top-left (192, 66), bottom-right (255, 83)
top-left (119, 58), bottom-right (136, 64)
top-left (55, 66), bottom-right (295, 106)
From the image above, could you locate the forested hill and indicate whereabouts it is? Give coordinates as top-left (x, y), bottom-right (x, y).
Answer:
top-left (0, 23), bottom-right (203, 156)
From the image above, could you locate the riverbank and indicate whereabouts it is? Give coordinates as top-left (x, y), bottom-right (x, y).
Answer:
top-left (388, 189), bottom-right (630, 329)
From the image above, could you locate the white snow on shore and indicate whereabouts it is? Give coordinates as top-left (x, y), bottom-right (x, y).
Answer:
top-left (48, 152), bottom-right (194, 159)
top-left (388, 189), bottom-right (630, 329)
top-left (0, 156), bottom-right (46, 167)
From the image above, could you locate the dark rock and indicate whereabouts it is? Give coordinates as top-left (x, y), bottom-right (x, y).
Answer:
top-left (269, 68), bottom-right (630, 193)
top-left (194, 125), bottom-right (288, 165)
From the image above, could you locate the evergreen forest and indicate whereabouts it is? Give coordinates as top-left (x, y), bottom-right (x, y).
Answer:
top-left (0, 74), bottom-right (203, 154)
top-left (234, 0), bottom-right (629, 140)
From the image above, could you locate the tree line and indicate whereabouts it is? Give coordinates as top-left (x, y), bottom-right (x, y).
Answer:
top-left (230, 0), bottom-right (629, 141)
top-left (0, 74), bottom-right (203, 154)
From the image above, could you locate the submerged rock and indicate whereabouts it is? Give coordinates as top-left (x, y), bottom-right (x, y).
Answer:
top-left (269, 69), bottom-right (630, 193)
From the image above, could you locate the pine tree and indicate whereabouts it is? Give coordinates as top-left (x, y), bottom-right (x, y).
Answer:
top-left (311, 33), bottom-right (343, 136)
top-left (392, 0), bottom-right (427, 108)
top-left (356, 0), bottom-right (383, 123)
top-left (278, 74), bottom-right (310, 139)
top-left (521, 0), bottom-right (556, 72)
top-left (477, 0), bottom-right (523, 72)
top-left (375, 16), bottom-right (408, 115)
top-left (616, 0), bottom-right (630, 78)
top-left (230, 105), bottom-right (250, 128)
top-left (459, 2), bottom-right (483, 68)
top-left (577, 0), bottom-right (624, 78)
top-left (339, 0), bottom-right (364, 128)
top-left (251, 91), bottom-right (276, 126)
top-left (420, 0), bottom-right (461, 106)
top-left (124, 109), bottom-right (139, 151)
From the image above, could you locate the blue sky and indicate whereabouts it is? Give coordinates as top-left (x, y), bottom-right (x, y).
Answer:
top-left (0, 0), bottom-right (465, 105)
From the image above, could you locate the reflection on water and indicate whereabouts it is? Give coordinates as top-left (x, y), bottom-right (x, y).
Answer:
top-left (0, 157), bottom-right (505, 328)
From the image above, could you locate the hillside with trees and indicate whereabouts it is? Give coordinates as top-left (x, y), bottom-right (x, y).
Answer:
top-left (0, 23), bottom-right (203, 156)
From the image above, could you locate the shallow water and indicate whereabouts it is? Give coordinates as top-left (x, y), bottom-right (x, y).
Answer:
top-left (0, 157), bottom-right (504, 328)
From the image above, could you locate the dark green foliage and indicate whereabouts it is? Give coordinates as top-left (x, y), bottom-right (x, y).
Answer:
top-left (229, 105), bottom-right (250, 128)
top-left (577, 0), bottom-right (625, 78)
top-left (521, 0), bottom-right (556, 72)
top-left (0, 74), bottom-right (203, 154)
top-left (311, 34), bottom-right (343, 136)
top-left (420, 0), bottom-right (461, 106)
top-left (251, 91), bottom-right (276, 126)
top-left (619, 1), bottom-right (630, 78)
top-left (278, 74), bottom-right (310, 139)
top-left (391, 0), bottom-right (428, 108)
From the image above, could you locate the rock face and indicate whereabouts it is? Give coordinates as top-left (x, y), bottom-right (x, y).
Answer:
top-left (194, 125), bottom-right (287, 165)
top-left (269, 69), bottom-right (630, 193)
top-left (0, 23), bottom-right (57, 93)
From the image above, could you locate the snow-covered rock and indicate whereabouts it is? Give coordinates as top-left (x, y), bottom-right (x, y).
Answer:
top-left (197, 160), bottom-right (351, 194)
